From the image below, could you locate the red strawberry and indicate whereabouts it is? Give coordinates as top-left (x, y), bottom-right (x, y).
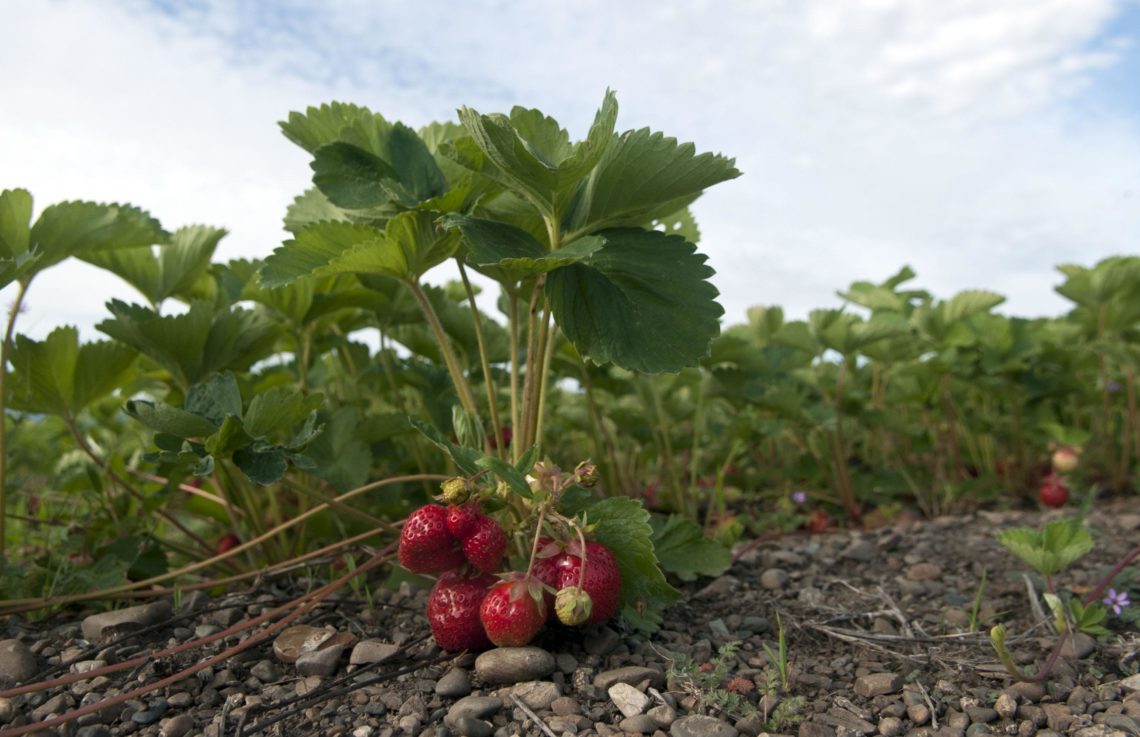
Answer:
top-left (399, 504), bottom-right (465, 575)
top-left (532, 540), bottom-right (621, 625)
top-left (427, 570), bottom-right (496, 651)
top-left (479, 576), bottom-right (547, 647)
top-left (216, 533), bottom-right (241, 555)
top-left (1039, 475), bottom-right (1069, 508)
top-left (461, 515), bottom-right (507, 573)
top-left (447, 502), bottom-right (484, 541)
top-left (805, 510), bottom-right (831, 532)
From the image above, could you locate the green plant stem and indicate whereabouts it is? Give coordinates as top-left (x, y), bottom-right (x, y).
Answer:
top-left (457, 260), bottom-right (503, 458)
top-left (534, 305), bottom-right (556, 453)
top-left (519, 278), bottom-right (546, 452)
top-left (407, 279), bottom-right (480, 421)
top-left (64, 418), bottom-right (215, 558)
top-left (0, 278), bottom-right (31, 558)
top-left (508, 291), bottom-right (521, 462)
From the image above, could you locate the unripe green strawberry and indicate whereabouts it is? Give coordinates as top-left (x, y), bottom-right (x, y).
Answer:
top-left (440, 477), bottom-right (471, 504)
top-left (479, 576), bottom-right (546, 647)
top-left (532, 540), bottom-right (621, 625)
top-left (461, 515), bottom-right (507, 573)
top-left (398, 504), bottom-right (465, 575)
top-left (427, 570), bottom-right (496, 651)
top-left (554, 586), bottom-right (593, 626)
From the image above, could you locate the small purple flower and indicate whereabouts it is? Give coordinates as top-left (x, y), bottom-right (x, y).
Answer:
top-left (791, 490), bottom-right (807, 505)
top-left (1103, 588), bottom-right (1131, 615)
top-left (1107, 381), bottom-right (1122, 394)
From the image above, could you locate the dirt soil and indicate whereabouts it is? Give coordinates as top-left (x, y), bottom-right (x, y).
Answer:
top-left (2, 500), bottom-right (1139, 737)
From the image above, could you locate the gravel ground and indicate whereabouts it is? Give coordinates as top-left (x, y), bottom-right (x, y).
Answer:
top-left (2, 500), bottom-right (1138, 737)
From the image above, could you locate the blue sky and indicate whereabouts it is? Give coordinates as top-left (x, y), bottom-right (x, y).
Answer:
top-left (1, 0), bottom-right (1138, 340)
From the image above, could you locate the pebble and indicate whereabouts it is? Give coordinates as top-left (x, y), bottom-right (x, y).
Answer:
top-left (905, 563), bottom-right (943, 581)
top-left (584, 626), bottom-right (621, 656)
top-left (1122, 674), bottom-right (1140, 692)
top-left (694, 576), bottom-right (739, 600)
top-left (1061, 633), bottom-right (1097, 659)
top-left (907, 704), bottom-right (931, 725)
top-left (798, 724), bottom-right (836, 737)
top-left (273, 624), bottom-right (335, 663)
top-left (31, 693), bottom-right (71, 720)
top-left (507, 680), bottom-right (561, 710)
top-left (879, 716), bottom-right (904, 737)
top-left (251, 659), bottom-right (281, 683)
top-left (594, 666), bottom-right (666, 690)
top-left (451, 716), bottom-right (493, 737)
top-left (0, 697), bottom-right (13, 724)
top-left (475, 647), bottom-right (556, 684)
top-left (296, 642), bottom-right (346, 676)
top-left (447, 695), bottom-right (503, 724)
top-left (610, 682), bottom-right (651, 717)
top-left (160, 713), bottom-right (195, 737)
top-left (840, 539), bottom-right (878, 562)
top-left (351, 639), bottom-right (401, 665)
top-left (621, 714), bottom-right (661, 733)
top-left (0, 639), bottom-right (37, 687)
top-left (436, 668), bottom-right (472, 697)
top-left (853, 673), bottom-right (902, 697)
top-left (967, 707), bottom-right (998, 724)
top-left (759, 568), bottom-right (789, 590)
top-left (80, 600), bottom-right (172, 642)
top-left (671, 714), bottom-right (739, 737)
top-left (76, 727), bottom-right (113, 737)
top-left (1006, 682), bottom-right (1046, 703)
top-left (551, 696), bottom-right (584, 716)
top-left (995, 693), bottom-right (1018, 720)
top-left (132, 701), bottom-right (169, 724)
top-left (168, 692), bottom-right (194, 708)
top-left (650, 704), bottom-right (679, 727)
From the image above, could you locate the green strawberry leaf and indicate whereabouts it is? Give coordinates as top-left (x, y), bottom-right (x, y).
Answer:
top-left (997, 518), bottom-right (1094, 577)
top-left (575, 127), bottom-right (740, 232)
top-left (409, 417), bottom-right (481, 476)
top-left (29, 200), bottom-right (166, 271)
top-left (244, 386), bottom-right (325, 439)
top-left (475, 455), bottom-right (533, 499)
top-left (233, 445), bottom-right (290, 485)
top-left (312, 142), bottom-right (404, 209)
top-left (125, 400), bottom-right (219, 439)
top-left (650, 515), bottom-right (732, 582)
top-left (81, 225), bottom-right (225, 305)
top-left (558, 494), bottom-right (680, 634)
top-left (6, 327), bottom-right (137, 417)
top-left (444, 214), bottom-right (603, 278)
top-left (186, 372), bottom-right (243, 426)
top-left (545, 228), bottom-right (723, 372)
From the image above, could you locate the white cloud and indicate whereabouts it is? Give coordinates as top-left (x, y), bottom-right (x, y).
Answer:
top-left (1, 0), bottom-right (1136, 341)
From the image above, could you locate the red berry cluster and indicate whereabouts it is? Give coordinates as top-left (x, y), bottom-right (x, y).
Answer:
top-left (398, 499), bottom-right (622, 651)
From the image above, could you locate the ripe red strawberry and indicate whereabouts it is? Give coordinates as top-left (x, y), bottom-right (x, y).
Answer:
top-left (447, 502), bottom-right (484, 541)
top-left (461, 515), bottom-right (507, 573)
top-left (532, 540), bottom-right (621, 625)
top-left (479, 576), bottom-right (547, 647)
top-left (805, 510), bottom-right (831, 532)
top-left (216, 533), bottom-right (241, 555)
top-left (1039, 475), bottom-right (1069, 508)
top-left (399, 504), bottom-right (465, 575)
top-left (427, 570), bottom-right (496, 651)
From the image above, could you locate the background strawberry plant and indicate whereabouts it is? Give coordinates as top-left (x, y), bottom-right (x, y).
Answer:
top-left (0, 95), bottom-right (1136, 621)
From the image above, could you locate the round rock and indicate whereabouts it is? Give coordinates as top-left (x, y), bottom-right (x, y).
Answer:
top-left (436, 668), bottom-right (472, 698)
top-left (0, 640), bottom-right (37, 687)
top-left (474, 647), bottom-right (555, 684)
top-left (671, 714), bottom-right (739, 737)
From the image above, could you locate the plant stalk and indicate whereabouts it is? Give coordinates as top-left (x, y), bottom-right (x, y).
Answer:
top-left (457, 259), bottom-right (504, 458)
top-left (407, 279), bottom-right (480, 421)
